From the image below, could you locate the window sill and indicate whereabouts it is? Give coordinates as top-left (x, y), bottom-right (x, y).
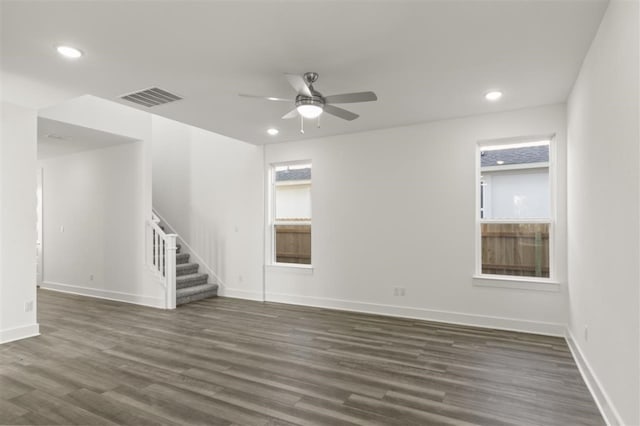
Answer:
top-left (472, 274), bottom-right (561, 292)
top-left (266, 264), bottom-right (314, 274)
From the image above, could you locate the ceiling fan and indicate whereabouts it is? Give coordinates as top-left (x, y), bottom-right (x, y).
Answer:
top-left (240, 72), bottom-right (377, 130)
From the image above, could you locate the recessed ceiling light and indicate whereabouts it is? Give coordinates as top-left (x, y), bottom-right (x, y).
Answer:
top-left (485, 91), bottom-right (503, 101)
top-left (267, 128), bottom-right (279, 136)
top-left (56, 45), bottom-right (83, 59)
top-left (496, 160), bottom-right (505, 165)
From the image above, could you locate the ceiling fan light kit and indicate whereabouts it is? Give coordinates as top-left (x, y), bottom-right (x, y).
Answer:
top-left (239, 72), bottom-right (378, 133)
top-left (296, 102), bottom-right (323, 119)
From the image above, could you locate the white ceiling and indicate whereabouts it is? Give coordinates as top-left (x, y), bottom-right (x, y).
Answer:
top-left (2, 1), bottom-right (607, 145)
top-left (38, 117), bottom-right (137, 160)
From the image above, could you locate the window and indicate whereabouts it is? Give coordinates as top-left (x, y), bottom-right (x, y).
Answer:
top-left (477, 138), bottom-right (553, 279)
top-left (272, 162), bottom-right (312, 265)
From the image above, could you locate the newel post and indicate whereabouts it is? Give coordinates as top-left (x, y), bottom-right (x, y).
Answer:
top-left (165, 234), bottom-right (177, 309)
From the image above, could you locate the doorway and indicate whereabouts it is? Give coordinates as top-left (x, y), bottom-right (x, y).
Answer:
top-left (36, 168), bottom-right (43, 287)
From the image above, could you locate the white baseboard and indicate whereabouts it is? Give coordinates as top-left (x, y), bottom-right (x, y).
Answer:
top-left (565, 329), bottom-right (623, 426)
top-left (0, 323), bottom-right (40, 344)
top-left (265, 292), bottom-right (565, 336)
top-left (41, 281), bottom-right (166, 309)
top-left (219, 287), bottom-right (263, 301)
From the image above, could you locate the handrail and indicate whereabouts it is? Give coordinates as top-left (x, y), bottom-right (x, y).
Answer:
top-left (146, 216), bottom-right (177, 309)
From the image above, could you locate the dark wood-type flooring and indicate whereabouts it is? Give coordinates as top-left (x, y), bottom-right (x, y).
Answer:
top-left (0, 289), bottom-right (604, 425)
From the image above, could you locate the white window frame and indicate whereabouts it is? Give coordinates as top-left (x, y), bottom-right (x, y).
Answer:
top-left (269, 160), bottom-right (312, 268)
top-left (475, 135), bottom-right (556, 283)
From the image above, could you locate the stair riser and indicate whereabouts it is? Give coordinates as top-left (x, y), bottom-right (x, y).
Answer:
top-left (176, 265), bottom-right (199, 276)
top-left (177, 290), bottom-right (217, 305)
top-left (177, 278), bottom-right (208, 289)
top-left (176, 254), bottom-right (190, 265)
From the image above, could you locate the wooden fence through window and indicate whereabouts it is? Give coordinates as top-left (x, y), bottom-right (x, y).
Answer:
top-left (275, 224), bottom-right (311, 264)
top-left (481, 223), bottom-right (550, 277)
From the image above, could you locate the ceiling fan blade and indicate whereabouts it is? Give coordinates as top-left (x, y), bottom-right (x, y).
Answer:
top-left (324, 104), bottom-right (359, 121)
top-left (239, 94), bottom-right (292, 102)
top-left (324, 91), bottom-right (378, 104)
top-left (282, 109), bottom-right (298, 119)
top-left (284, 73), bottom-right (312, 97)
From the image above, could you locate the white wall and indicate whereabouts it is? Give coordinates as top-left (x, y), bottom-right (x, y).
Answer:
top-left (265, 104), bottom-right (568, 335)
top-left (567, 1), bottom-right (640, 424)
top-left (37, 141), bottom-right (163, 305)
top-left (152, 116), bottom-right (264, 300)
top-left (0, 102), bottom-right (39, 343)
top-left (38, 96), bottom-right (161, 307)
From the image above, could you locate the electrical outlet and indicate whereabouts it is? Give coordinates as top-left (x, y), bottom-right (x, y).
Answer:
top-left (89, 274), bottom-right (94, 281)
top-left (393, 287), bottom-right (406, 296)
top-left (238, 274), bottom-right (243, 283)
top-left (584, 326), bottom-right (588, 341)
top-left (24, 301), bottom-right (33, 312)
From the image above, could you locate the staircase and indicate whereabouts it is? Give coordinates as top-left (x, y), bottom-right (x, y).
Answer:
top-left (148, 214), bottom-right (218, 308)
top-left (174, 245), bottom-right (218, 306)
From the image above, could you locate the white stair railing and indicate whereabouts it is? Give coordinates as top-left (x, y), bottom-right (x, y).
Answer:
top-left (147, 214), bottom-right (177, 309)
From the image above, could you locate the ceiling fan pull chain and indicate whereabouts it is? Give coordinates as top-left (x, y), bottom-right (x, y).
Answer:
top-left (300, 115), bottom-right (305, 134)
top-left (317, 115), bottom-right (321, 128)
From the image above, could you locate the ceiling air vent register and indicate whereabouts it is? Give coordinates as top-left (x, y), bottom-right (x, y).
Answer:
top-left (120, 87), bottom-right (182, 107)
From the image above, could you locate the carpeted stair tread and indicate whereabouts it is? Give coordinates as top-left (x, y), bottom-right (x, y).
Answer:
top-left (176, 272), bottom-right (208, 289)
top-left (176, 253), bottom-right (190, 264)
top-left (176, 262), bottom-right (199, 276)
top-left (177, 283), bottom-right (218, 305)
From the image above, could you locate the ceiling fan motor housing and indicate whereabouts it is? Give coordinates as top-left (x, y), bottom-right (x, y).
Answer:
top-left (295, 94), bottom-right (325, 109)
